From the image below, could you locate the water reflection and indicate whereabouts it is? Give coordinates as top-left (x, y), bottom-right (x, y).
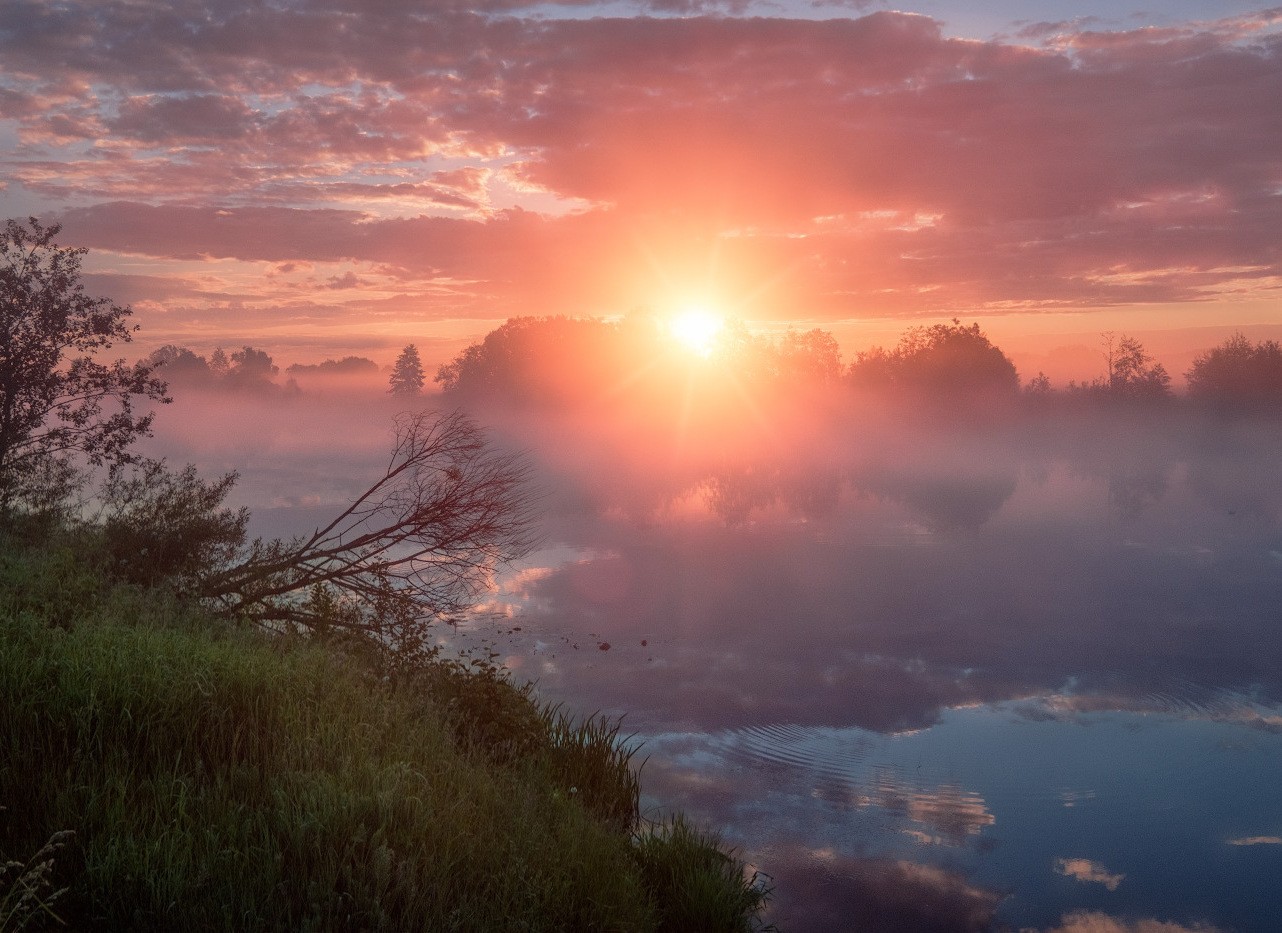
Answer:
top-left (474, 409), bottom-right (1282, 930)
top-left (142, 395), bottom-right (1282, 931)
top-left (629, 704), bottom-right (1281, 931)
top-left (1055, 858), bottom-right (1124, 891)
top-left (759, 848), bottom-right (1001, 933)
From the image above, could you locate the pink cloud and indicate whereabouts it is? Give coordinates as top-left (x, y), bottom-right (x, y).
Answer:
top-left (1042, 911), bottom-right (1223, 933)
top-left (1055, 857), bottom-right (1125, 890)
top-left (111, 94), bottom-right (256, 142)
top-left (2, 6), bottom-right (1279, 322)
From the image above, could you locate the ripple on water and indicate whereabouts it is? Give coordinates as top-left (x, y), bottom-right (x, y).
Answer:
top-left (701, 686), bottom-right (1282, 822)
top-left (719, 723), bottom-right (878, 786)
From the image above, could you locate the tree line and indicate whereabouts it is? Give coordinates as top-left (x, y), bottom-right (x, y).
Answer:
top-left (431, 313), bottom-right (1282, 410)
top-left (134, 315), bottom-right (1282, 411)
top-left (144, 342), bottom-right (429, 397)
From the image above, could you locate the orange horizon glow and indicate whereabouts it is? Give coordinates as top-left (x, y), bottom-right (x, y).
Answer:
top-left (4, 5), bottom-right (1278, 383)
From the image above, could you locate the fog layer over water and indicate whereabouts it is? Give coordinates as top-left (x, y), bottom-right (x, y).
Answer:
top-left (147, 389), bottom-right (1282, 932)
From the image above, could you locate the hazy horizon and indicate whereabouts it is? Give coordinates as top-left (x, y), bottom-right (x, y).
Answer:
top-left (2, 2), bottom-right (1280, 370)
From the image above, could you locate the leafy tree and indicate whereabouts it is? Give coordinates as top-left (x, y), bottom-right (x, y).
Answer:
top-left (435, 314), bottom-right (847, 411)
top-left (0, 218), bottom-right (168, 510)
top-left (225, 346), bottom-right (279, 389)
top-left (1024, 372), bottom-right (1053, 396)
top-left (209, 347), bottom-right (230, 378)
top-left (1185, 333), bottom-right (1282, 404)
top-left (148, 345), bottom-right (215, 384)
top-left (389, 344), bottom-right (426, 395)
top-left (847, 319), bottom-right (1019, 397)
top-left (1069, 333), bottom-right (1171, 400)
top-left (845, 345), bottom-right (896, 390)
top-left (1103, 333), bottom-right (1171, 399)
top-left (749, 327), bottom-right (843, 387)
top-left (777, 327), bottom-right (843, 384)
top-left (435, 317), bottom-right (621, 404)
top-left (93, 460), bottom-right (248, 589)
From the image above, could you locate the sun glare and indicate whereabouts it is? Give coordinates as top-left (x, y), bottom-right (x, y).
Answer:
top-left (668, 307), bottom-right (724, 357)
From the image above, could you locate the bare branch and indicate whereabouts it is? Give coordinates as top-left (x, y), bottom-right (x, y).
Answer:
top-left (195, 410), bottom-right (539, 664)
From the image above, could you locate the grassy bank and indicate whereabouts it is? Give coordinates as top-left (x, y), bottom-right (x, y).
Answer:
top-left (0, 533), bottom-right (768, 931)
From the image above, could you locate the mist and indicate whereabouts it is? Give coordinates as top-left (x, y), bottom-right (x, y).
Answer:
top-left (133, 367), bottom-right (1282, 929)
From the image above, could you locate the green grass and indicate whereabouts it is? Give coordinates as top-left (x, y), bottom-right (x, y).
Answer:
top-left (0, 534), bottom-right (769, 931)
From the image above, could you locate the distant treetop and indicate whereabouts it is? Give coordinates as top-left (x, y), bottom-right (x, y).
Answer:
top-left (146, 344), bottom-right (288, 393)
top-left (1065, 333), bottom-right (1171, 401)
top-left (389, 344), bottom-right (426, 396)
top-left (287, 356), bottom-right (378, 377)
top-left (1186, 333), bottom-right (1282, 405)
top-left (847, 319), bottom-right (1020, 398)
top-left (433, 314), bottom-right (845, 410)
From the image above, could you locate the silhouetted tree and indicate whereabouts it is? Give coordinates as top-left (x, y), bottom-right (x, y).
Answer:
top-left (766, 328), bottom-right (843, 386)
top-left (846, 345), bottom-right (896, 390)
top-left (1069, 333), bottom-right (1171, 400)
top-left (93, 460), bottom-right (248, 589)
top-left (0, 218), bottom-right (168, 510)
top-left (225, 346), bottom-right (279, 389)
top-left (1024, 372), bottom-right (1053, 396)
top-left (148, 345), bottom-right (215, 384)
top-left (195, 411), bottom-right (536, 666)
top-left (389, 344), bottom-right (426, 395)
top-left (1185, 333), bottom-right (1282, 405)
top-left (435, 317), bottom-right (621, 405)
top-left (433, 313), bottom-right (856, 434)
top-left (1103, 333), bottom-right (1170, 399)
top-left (847, 319), bottom-right (1019, 398)
top-left (209, 347), bottom-right (230, 378)
top-left (288, 356), bottom-right (379, 377)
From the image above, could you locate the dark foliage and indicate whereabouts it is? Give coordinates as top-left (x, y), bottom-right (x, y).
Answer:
top-left (92, 461), bottom-right (249, 589)
top-left (388, 344), bottom-right (426, 395)
top-left (1185, 332), bottom-right (1282, 406)
top-left (1067, 333), bottom-right (1171, 400)
top-left (846, 319), bottom-right (1019, 399)
top-left (146, 344), bottom-right (289, 393)
top-left (436, 316), bottom-right (624, 405)
top-left (287, 356), bottom-right (378, 376)
top-left (0, 218), bottom-right (168, 510)
top-left (435, 314), bottom-right (843, 410)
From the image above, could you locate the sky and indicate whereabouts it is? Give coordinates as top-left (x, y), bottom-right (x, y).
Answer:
top-left (3, 0), bottom-right (1282, 377)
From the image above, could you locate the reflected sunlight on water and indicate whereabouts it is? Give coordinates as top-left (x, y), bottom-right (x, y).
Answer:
top-left (148, 392), bottom-right (1282, 931)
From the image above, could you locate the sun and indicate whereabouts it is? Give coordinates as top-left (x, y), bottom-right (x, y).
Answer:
top-left (667, 306), bottom-right (724, 357)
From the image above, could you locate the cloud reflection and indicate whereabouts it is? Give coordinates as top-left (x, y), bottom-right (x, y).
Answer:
top-left (1055, 857), bottom-right (1125, 891)
top-left (1041, 911), bottom-right (1224, 933)
top-left (135, 388), bottom-right (1282, 931)
top-left (758, 846), bottom-right (1000, 933)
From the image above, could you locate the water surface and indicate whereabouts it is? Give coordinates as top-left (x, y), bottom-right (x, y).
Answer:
top-left (152, 395), bottom-right (1282, 931)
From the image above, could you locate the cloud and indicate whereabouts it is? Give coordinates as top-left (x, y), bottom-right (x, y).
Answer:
top-left (758, 847), bottom-right (1001, 932)
top-left (1, 6), bottom-right (1279, 322)
top-left (1041, 910), bottom-right (1224, 933)
top-left (110, 94), bottom-right (256, 143)
top-left (1055, 857), bottom-right (1125, 891)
